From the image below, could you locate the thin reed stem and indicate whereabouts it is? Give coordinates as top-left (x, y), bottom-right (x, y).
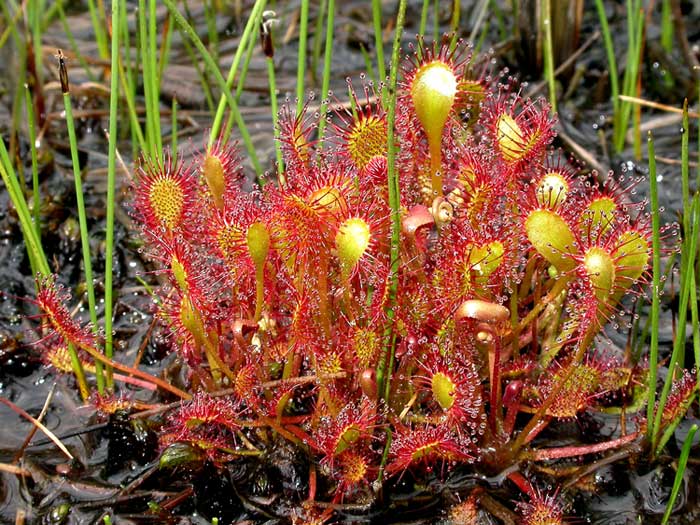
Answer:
top-left (646, 131), bottom-right (660, 438)
top-left (541, 0), bottom-right (556, 114)
top-left (662, 424), bottom-right (698, 524)
top-left (162, 0), bottom-right (263, 175)
top-left (60, 53), bottom-right (105, 395)
top-left (372, 0), bottom-right (386, 81)
top-left (316, 0), bottom-right (335, 141)
top-left (103, 0), bottom-right (121, 390)
top-left (24, 85), bottom-right (40, 238)
top-left (296, 0), bottom-right (310, 115)
top-left (377, 0), bottom-right (407, 403)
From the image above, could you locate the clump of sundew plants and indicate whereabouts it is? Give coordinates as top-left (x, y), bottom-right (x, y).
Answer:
top-left (23, 32), bottom-right (698, 524)
top-left (2, 0), bottom-right (700, 523)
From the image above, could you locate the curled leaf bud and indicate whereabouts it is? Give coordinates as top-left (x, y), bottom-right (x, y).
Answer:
top-left (402, 205), bottom-right (434, 236)
top-left (431, 196), bottom-right (454, 227)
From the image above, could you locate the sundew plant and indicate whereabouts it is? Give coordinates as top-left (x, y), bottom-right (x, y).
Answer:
top-left (2, 1), bottom-right (699, 524)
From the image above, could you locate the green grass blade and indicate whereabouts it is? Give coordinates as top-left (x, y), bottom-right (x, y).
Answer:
top-left (419, 0), bottom-right (429, 36)
top-left (162, 0), bottom-right (263, 175)
top-left (541, 0), bottom-right (556, 114)
top-left (372, 0), bottom-right (386, 81)
top-left (86, 0), bottom-right (109, 60)
top-left (652, 196), bottom-right (700, 453)
top-left (316, 0), bottom-right (335, 141)
top-left (103, 0), bottom-right (121, 389)
top-left (646, 132), bottom-right (661, 438)
top-left (296, 0), bottom-right (310, 114)
top-left (0, 138), bottom-right (49, 277)
top-left (377, 0), bottom-right (407, 403)
top-left (24, 85), bottom-right (40, 238)
top-left (60, 58), bottom-right (105, 394)
top-left (662, 424), bottom-right (698, 524)
top-left (593, 0), bottom-right (619, 132)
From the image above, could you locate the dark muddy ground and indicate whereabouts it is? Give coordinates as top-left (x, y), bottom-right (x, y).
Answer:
top-left (1, 1), bottom-right (700, 524)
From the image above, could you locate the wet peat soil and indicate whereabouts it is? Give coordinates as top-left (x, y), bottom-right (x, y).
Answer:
top-left (1, 1), bottom-right (700, 524)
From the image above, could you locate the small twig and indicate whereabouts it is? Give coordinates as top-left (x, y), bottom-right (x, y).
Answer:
top-left (555, 124), bottom-right (608, 176)
top-left (618, 95), bottom-right (700, 118)
top-left (0, 463), bottom-right (31, 476)
top-left (13, 383), bottom-right (57, 463)
top-left (528, 431), bottom-right (640, 461)
top-left (0, 397), bottom-right (73, 460)
top-left (260, 372), bottom-right (346, 389)
top-left (527, 30), bottom-right (600, 98)
top-left (563, 445), bottom-right (640, 489)
top-left (656, 155), bottom-right (699, 168)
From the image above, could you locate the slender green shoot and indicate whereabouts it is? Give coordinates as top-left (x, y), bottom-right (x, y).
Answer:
top-left (24, 85), bottom-right (40, 238)
top-left (358, 45), bottom-right (378, 85)
top-left (158, 12), bottom-right (174, 81)
top-left (267, 56), bottom-right (282, 177)
top-left (262, 18), bottom-right (283, 180)
top-left (149, 0), bottom-right (163, 155)
top-left (614, 0), bottom-right (644, 152)
top-left (376, 0), bottom-right (407, 485)
top-left (204, 0), bottom-right (219, 62)
top-left (29, 0), bottom-right (45, 93)
top-left (59, 52), bottom-right (105, 394)
top-left (652, 195), bottom-right (699, 455)
top-left (170, 0), bottom-right (266, 150)
top-left (0, 2), bottom-right (22, 51)
top-left (296, 0), bottom-right (310, 114)
top-left (0, 138), bottom-right (49, 277)
top-left (541, 0), bottom-right (556, 114)
top-left (473, 19), bottom-right (490, 56)
top-left (662, 424), bottom-right (698, 524)
top-left (646, 132), bottom-right (661, 437)
top-left (138, 0), bottom-right (160, 160)
top-left (223, 21), bottom-right (259, 142)
top-left (660, 0), bottom-right (673, 53)
top-left (56, 1), bottom-right (96, 82)
top-left (432, 0), bottom-right (439, 41)
top-left (371, 0), bottom-right (386, 81)
top-left (419, 0), bottom-right (429, 36)
top-left (103, 0), bottom-right (121, 389)
top-left (171, 97), bottom-right (178, 161)
top-left (86, 0), bottom-right (109, 60)
top-left (593, 0), bottom-right (619, 138)
top-left (311, 0), bottom-right (327, 86)
top-left (377, 0), bottom-right (407, 403)
top-left (316, 0), bottom-right (336, 141)
top-left (449, 0), bottom-right (460, 34)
